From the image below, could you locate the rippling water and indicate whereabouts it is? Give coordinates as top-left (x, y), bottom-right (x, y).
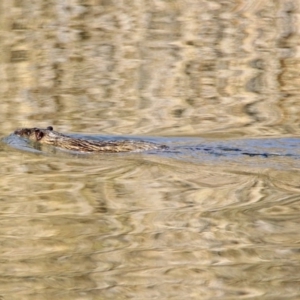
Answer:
top-left (1, 0), bottom-right (300, 299)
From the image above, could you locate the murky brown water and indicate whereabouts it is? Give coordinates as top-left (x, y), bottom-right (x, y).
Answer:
top-left (1, 0), bottom-right (300, 299)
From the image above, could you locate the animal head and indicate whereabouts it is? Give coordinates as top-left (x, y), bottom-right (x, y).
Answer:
top-left (14, 126), bottom-right (54, 142)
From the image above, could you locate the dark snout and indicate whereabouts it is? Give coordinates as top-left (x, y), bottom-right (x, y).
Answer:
top-left (14, 128), bottom-right (32, 137)
top-left (14, 129), bottom-right (22, 135)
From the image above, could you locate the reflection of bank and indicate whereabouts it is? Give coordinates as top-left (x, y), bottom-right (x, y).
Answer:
top-left (1, 122), bottom-right (300, 299)
top-left (1, 0), bottom-right (297, 138)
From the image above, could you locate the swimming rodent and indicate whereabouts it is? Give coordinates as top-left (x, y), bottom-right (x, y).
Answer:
top-left (14, 126), bottom-right (168, 153)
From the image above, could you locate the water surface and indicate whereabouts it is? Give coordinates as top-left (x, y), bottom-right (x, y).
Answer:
top-left (1, 0), bottom-right (300, 299)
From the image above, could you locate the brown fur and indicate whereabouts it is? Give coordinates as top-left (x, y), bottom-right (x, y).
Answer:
top-left (14, 126), bottom-right (167, 153)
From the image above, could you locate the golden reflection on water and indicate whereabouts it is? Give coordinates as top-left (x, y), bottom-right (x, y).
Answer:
top-left (0, 0), bottom-right (299, 137)
top-left (1, 0), bottom-right (300, 299)
top-left (1, 147), bottom-right (300, 299)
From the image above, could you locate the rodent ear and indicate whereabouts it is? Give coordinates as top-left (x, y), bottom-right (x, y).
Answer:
top-left (47, 126), bottom-right (53, 131)
top-left (35, 131), bottom-right (44, 141)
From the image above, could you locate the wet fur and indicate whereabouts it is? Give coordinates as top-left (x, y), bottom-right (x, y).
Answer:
top-left (14, 126), bottom-right (167, 153)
